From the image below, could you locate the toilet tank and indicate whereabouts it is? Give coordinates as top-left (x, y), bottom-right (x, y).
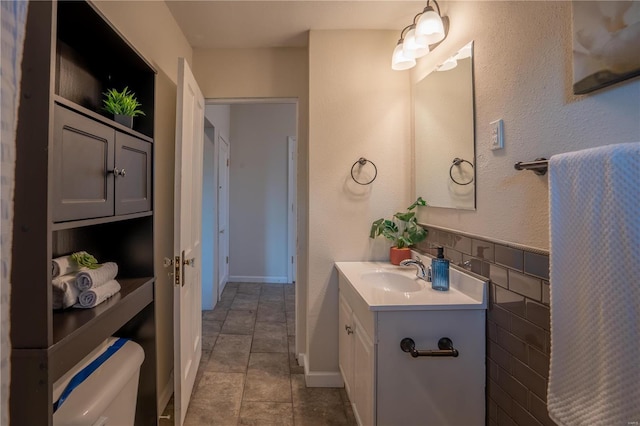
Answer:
top-left (53, 337), bottom-right (145, 426)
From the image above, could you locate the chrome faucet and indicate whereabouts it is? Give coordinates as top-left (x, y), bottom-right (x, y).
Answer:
top-left (400, 258), bottom-right (432, 282)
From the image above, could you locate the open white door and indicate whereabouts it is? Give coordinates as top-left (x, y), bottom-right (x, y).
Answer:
top-left (217, 135), bottom-right (230, 297)
top-left (174, 57), bottom-right (204, 426)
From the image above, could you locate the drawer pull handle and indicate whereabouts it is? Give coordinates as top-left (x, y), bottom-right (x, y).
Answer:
top-left (400, 337), bottom-right (459, 358)
top-left (345, 325), bottom-right (354, 335)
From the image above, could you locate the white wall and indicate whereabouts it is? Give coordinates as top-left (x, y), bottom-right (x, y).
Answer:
top-left (201, 125), bottom-right (216, 309)
top-left (412, 1), bottom-right (640, 251)
top-left (92, 0), bottom-right (193, 408)
top-left (229, 103), bottom-right (297, 283)
top-left (205, 104), bottom-right (231, 143)
top-left (307, 30), bottom-right (412, 375)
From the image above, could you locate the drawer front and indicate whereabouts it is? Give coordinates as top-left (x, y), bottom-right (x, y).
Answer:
top-left (53, 105), bottom-right (115, 222)
top-left (114, 132), bottom-right (152, 215)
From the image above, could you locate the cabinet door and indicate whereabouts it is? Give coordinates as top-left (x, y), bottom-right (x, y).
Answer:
top-left (115, 132), bottom-right (152, 215)
top-left (339, 294), bottom-right (354, 397)
top-left (353, 314), bottom-right (375, 426)
top-left (53, 105), bottom-right (115, 222)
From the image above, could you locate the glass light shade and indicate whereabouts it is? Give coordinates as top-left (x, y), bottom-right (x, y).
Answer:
top-left (454, 42), bottom-right (472, 60)
top-left (402, 26), bottom-right (430, 59)
top-left (392, 41), bottom-right (416, 70)
top-left (416, 7), bottom-right (445, 44)
top-left (436, 57), bottom-right (457, 71)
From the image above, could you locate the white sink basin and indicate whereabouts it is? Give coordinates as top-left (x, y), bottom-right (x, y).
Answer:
top-left (360, 271), bottom-right (424, 293)
top-left (335, 257), bottom-right (487, 311)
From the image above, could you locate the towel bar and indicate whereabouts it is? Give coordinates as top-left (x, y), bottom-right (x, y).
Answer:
top-left (514, 158), bottom-right (548, 175)
top-left (400, 337), bottom-right (459, 358)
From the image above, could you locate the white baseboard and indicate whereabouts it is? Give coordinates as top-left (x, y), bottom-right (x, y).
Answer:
top-left (229, 275), bottom-right (289, 284)
top-left (158, 370), bottom-right (174, 415)
top-left (301, 353), bottom-right (344, 388)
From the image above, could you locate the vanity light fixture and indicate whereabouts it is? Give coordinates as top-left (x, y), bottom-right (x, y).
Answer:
top-left (436, 56), bottom-right (457, 71)
top-left (391, 0), bottom-right (447, 71)
top-left (454, 42), bottom-right (473, 60)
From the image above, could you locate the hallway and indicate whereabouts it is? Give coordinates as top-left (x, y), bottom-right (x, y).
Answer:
top-left (162, 282), bottom-right (356, 425)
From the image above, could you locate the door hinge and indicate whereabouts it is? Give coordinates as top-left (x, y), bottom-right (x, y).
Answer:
top-left (291, 256), bottom-right (294, 264)
top-left (227, 158), bottom-right (229, 167)
top-left (226, 256), bottom-right (229, 264)
top-left (174, 255), bottom-right (181, 287)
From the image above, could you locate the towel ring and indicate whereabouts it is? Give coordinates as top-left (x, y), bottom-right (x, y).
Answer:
top-left (449, 157), bottom-right (474, 186)
top-left (351, 157), bottom-right (377, 185)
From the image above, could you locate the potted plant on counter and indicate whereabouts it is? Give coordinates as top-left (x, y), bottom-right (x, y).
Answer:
top-left (369, 197), bottom-right (428, 265)
top-left (102, 86), bottom-right (145, 128)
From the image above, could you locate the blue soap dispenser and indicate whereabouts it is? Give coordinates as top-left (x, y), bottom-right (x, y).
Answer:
top-left (431, 247), bottom-right (450, 291)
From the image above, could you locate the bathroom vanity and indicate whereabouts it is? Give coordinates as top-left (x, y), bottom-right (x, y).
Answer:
top-left (335, 258), bottom-right (487, 426)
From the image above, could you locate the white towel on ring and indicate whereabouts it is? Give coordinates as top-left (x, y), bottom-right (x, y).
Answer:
top-left (52, 274), bottom-right (80, 309)
top-left (75, 262), bottom-right (118, 291)
top-left (547, 142), bottom-right (640, 425)
top-left (52, 256), bottom-right (81, 278)
top-left (74, 279), bottom-right (121, 308)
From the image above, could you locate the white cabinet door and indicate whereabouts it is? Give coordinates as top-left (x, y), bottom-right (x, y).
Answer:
top-left (353, 313), bottom-right (375, 426)
top-left (338, 294), bottom-right (354, 396)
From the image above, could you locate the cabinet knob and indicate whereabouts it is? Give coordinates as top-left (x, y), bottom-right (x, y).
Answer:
top-left (345, 325), bottom-right (354, 335)
top-left (109, 168), bottom-right (126, 177)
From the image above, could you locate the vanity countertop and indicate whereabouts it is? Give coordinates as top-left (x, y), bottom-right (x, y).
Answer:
top-left (335, 260), bottom-right (487, 311)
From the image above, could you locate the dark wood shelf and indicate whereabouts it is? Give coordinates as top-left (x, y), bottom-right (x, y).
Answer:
top-left (10, 2), bottom-right (158, 424)
top-left (50, 277), bottom-right (154, 381)
top-left (52, 210), bottom-right (153, 231)
top-left (54, 96), bottom-right (153, 143)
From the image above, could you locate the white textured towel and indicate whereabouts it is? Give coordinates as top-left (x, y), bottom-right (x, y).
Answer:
top-left (75, 262), bottom-right (118, 291)
top-left (548, 142), bottom-right (640, 425)
top-left (74, 279), bottom-right (121, 308)
top-left (52, 256), bottom-right (81, 278)
top-left (52, 274), bottom-right (80, 310)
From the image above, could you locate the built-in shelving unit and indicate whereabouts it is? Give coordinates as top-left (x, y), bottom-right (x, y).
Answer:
top-left (10, 1), bottom-right (157, 424)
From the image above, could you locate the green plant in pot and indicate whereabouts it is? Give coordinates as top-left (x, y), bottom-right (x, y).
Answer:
top-left (102, 86), bottom-right (145, 128)
top-left (370, 197), bottom-right (428, 265)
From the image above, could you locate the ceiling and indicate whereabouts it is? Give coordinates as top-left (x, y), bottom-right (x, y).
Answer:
top-left (165, 1), bottom-right (428, 49)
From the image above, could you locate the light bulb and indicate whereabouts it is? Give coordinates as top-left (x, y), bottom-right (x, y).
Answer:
top-left (392, 40), bottom-right (416, 70)
top-left (416, 7), bottom-right (445, 44)
top-left (402, 26), bottom-right (430, 59)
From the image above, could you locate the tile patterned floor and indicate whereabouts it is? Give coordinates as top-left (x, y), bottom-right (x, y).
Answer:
top-left (160, 282), bottom-right (357, 425)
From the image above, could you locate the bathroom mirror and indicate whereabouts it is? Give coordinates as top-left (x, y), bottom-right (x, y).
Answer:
top-left (414, 41), bottom-right (475, 210)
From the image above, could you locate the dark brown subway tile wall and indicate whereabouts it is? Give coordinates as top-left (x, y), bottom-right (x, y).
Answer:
top-left (416, 226), bottom-right (556, 426)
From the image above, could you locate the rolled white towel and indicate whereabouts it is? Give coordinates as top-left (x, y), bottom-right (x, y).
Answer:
top-left (75, 262), bottom-right (118, 291)
top-left (52, 256), bottom-right (81, 278)
top-left (74, 279), bottom-right (121, 308)
top-left (52, 274), bottom-right (80, 309)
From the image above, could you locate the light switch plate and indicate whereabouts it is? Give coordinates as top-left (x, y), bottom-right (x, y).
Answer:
top-left (490, 119), bottom-right (504, 150)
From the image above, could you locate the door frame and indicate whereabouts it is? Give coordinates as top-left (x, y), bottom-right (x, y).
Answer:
top-left (217, 134), bottom-right (230, 297)
top-left (287, 136), bottom-right (297, 283)
top-left (201, 122), bottom-right (217, 310)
